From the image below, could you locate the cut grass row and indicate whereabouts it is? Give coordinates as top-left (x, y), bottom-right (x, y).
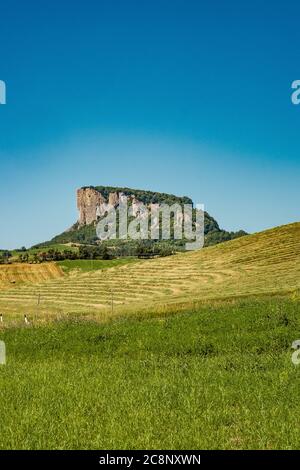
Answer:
top-left (0, 262), bottom-right (63, 289)
top-left (0, 222), bottom-right (299, 319)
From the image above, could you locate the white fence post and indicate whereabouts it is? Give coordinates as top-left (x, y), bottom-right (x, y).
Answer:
top-left (0, 341), bottom-right (6, 365)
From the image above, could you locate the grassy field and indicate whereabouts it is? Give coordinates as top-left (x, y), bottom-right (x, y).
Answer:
top-left (0, 222), bottom-right (299, 449)
top-left (57, 257), bottom-right (138, 273)
top-left (0, 222), bottom-right (298, 320)
top-left (1, 296), bottom-right (300, 450)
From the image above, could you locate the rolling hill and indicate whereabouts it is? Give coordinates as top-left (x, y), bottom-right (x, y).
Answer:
top-left (0, 221), bottom-right (299, 320)
top-left (0, 263), bottom-right (63, 290)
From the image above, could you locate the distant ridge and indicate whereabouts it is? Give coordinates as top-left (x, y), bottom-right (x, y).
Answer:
top-left (34, 185), bottom-right (247, 250)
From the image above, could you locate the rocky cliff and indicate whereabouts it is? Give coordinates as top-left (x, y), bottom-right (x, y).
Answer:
top-left (77, 186), bottom-right (193, 226)
top-left (33, 186), bottom-right (247, 249)
top-left (77, 187), bottom-right (106, 225)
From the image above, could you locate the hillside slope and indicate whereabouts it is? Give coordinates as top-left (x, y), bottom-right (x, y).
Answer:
top-left (0, 263), bottom-right (63, 289)
top-left (0, 222), bottom-right (299, 317)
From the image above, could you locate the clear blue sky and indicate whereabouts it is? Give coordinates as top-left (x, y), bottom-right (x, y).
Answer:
top-left (0, 0), bottom-right (299, 249)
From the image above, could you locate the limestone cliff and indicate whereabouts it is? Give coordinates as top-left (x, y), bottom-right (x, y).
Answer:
top-left (77, 186), bottom-right (193, 226)
top-left (77, 187), bottom-right (106, 225)
top-left (34, 186), bottom-right (246, 248)
top-left (77, 187), bottom-right (137, 225)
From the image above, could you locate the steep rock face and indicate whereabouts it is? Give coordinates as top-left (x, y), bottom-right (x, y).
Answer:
top-left (77, 188), bottom-right (134, 225)
top-left (108, 192), bottom-right (119, 207)
top-left (77, 187), bottom-right (148, 225)
top-left (77, 188), bottom-right (106, 225)
top-left (34, 185), bottom-right (247, 248)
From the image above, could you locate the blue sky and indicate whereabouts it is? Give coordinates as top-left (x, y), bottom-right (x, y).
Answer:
top-left (0, 0), bottom-right (299, 249)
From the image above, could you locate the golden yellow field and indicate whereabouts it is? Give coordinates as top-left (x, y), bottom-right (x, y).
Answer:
top-left (0, 262), bottom-right (63, 289)
top-left (0, 222), bottom-right (299, 321)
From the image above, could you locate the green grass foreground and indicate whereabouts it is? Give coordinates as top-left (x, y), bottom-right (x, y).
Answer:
top-left (1, 296), bottom-right (300, 450)
top-left (57, 257), bottom-right (138, 273)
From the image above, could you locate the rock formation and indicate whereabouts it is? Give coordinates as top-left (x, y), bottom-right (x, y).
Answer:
top-left (77, 187), bottom-right (141, 225)
top-left (77, 187), bottom-right (106, 225)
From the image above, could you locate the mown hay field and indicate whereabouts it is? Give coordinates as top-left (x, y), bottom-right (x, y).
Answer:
top-left (0, 222), bottom-right (299, 322)
top-left (0, 262), bottom-right (63, 290)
